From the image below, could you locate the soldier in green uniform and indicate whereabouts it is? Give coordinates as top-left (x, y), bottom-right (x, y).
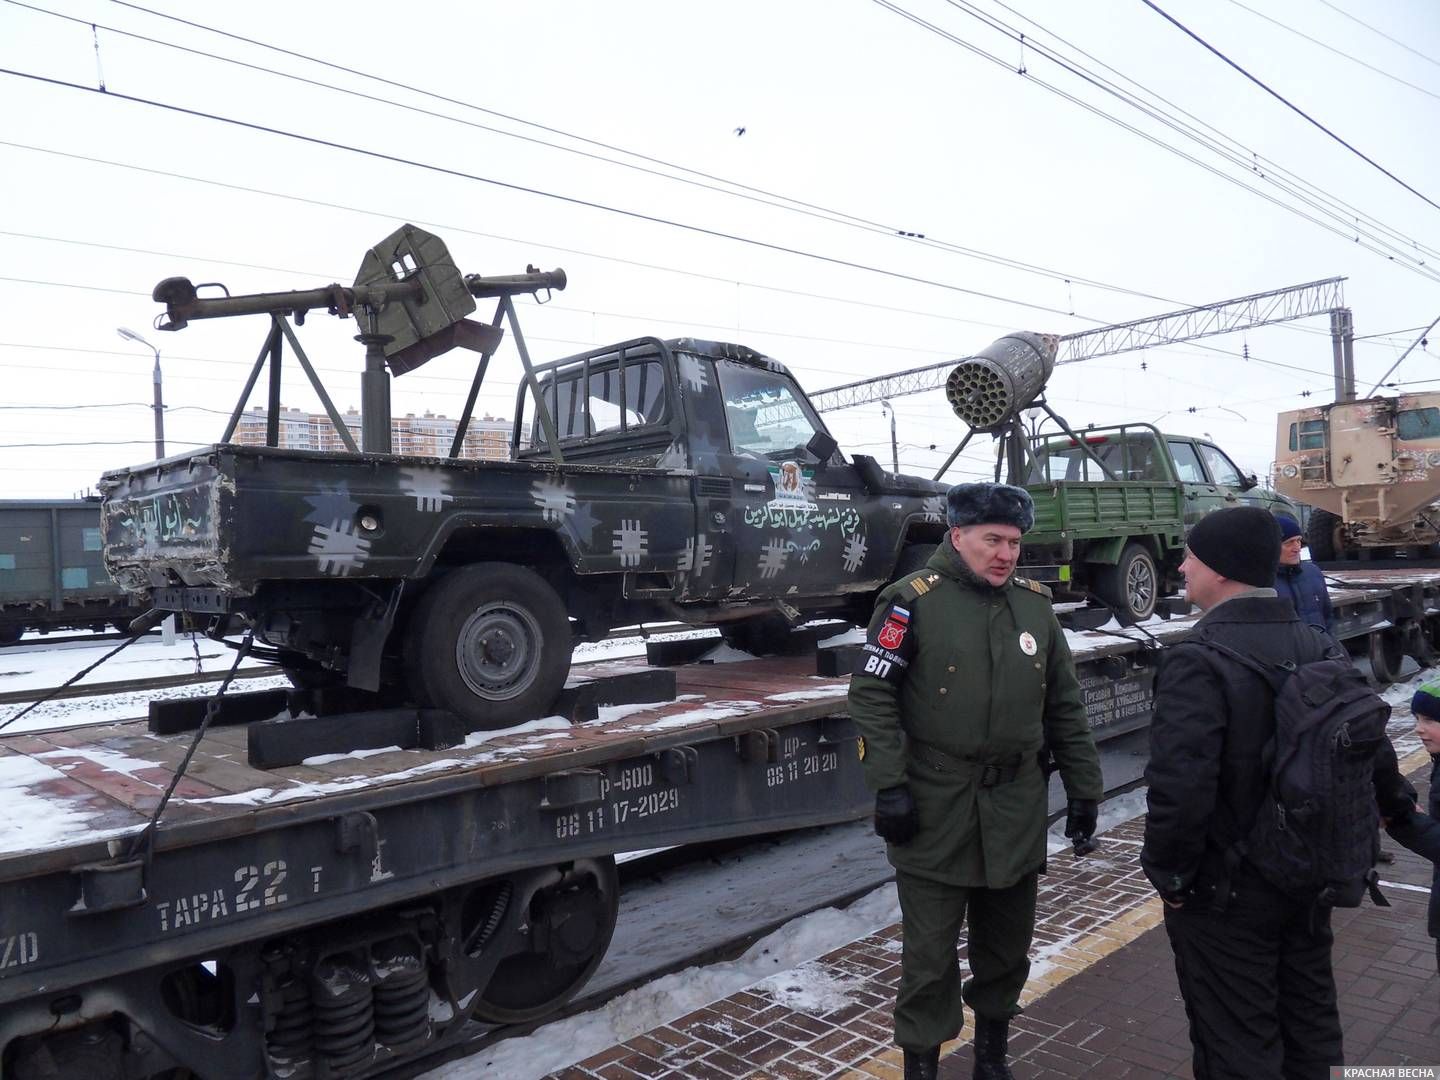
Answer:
top-left (849, 482), bottom-right (1103, 1080)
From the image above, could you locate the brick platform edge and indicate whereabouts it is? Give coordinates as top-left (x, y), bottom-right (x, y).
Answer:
top-left (548, 745), bottom-right (1437, 1080)
top-left (550, 815), bottom-right (1162, 1078)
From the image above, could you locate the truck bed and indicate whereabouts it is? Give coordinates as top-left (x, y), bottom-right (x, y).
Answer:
top-left (1027, 479), bottom-right (1185, 542)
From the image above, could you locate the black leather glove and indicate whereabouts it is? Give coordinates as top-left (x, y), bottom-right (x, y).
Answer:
top-left (874, 785), bottom-right (919, 845)
top-left (1064, 798), bottom-right (1099, 856)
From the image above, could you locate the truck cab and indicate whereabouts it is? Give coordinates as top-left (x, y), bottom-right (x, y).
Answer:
top-left (1275, 394), bottom-right (1440, 558)
top-left (1020, 424), bottom-right (1293, 620)
top-left (515, 337), bottom-right (948, 609)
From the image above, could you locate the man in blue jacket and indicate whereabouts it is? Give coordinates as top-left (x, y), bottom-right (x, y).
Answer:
top-left (1274, 513), bottom-right (1334, 634)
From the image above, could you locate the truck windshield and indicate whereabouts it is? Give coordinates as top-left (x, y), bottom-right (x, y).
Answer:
top-left (715, 359), bottom-right (823, 457)
top-left (1027, 433), bottom-right (1164, 482)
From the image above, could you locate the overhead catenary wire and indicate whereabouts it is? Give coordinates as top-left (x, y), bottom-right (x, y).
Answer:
top-left (1311, 0), bottom-right (1440, 74)
top-left (1139, 0), bottom-right (1440, 214)
top-left (0, 6), bottom-right (1422, 478)
top-left (0, 65), bottom-right (1116, 325)
top-left (920, 0), bottom-right (1440, 275)
top-left (2, 0), bottom-right (1192, 310)
top-left (870, 1), bottom-right (1440, 283)
top-left (1217, 0), bottom-right (1440, 102)
top-left (10, 0), bottom-right (1438, 319)
top-left (973, 0), bottom-right (1440, 266)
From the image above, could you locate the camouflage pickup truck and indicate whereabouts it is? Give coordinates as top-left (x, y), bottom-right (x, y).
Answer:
top-left (1018, 423), bottom-right (1296, 621)
top-left (100, 337), bottom-right (948, 728)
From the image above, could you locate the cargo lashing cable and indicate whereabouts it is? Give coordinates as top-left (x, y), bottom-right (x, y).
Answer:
top-left (126, 629), bottom-right (255, 866)
top-left (0, 628), bottom-right (149, 734)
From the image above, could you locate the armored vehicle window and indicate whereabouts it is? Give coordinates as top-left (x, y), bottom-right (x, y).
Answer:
top-left (1166, 440), bottom-right (1205, 483)
top-left (1287, 420), bottom-right (1326, 451)
top-left (1197, 443), bottom-right (1242, 486)
top-left (1397, 407), bottom-right (1440, 441)
top-left (716, 359), bottom-right (822, 457)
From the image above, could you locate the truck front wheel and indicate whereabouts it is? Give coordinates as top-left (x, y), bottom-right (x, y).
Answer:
top-left (404, 563), bottom-right (572, 731)
top-left (1306, 509), bottom-right (1347, 561)
top-left (1093, 543), bottom-right (1158, 623)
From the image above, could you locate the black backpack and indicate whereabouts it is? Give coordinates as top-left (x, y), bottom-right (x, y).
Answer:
top-left (1192, 639), bottom-right (1392, 909)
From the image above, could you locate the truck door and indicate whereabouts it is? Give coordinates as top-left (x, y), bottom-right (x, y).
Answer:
top-left (1165, 438), bottom-right (1216, 528)
top-left (1196, 441), bottom-right (1269, 511)
top-left (711, 358), bottom-right (875, 599)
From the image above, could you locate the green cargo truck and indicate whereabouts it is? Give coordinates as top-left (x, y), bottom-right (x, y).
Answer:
top-left (1016, 423), bottom-right (1296, 622)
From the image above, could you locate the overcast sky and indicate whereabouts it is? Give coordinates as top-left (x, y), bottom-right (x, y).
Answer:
top-left (2, 0), bottom-right (1437, 498)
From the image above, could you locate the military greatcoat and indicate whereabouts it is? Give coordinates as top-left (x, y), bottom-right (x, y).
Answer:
top-left (849, 542), bottom-right (1102, 888)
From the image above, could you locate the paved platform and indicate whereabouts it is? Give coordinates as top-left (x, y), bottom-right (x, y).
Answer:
top-left (547, 744), bottom-right (1438, 1080)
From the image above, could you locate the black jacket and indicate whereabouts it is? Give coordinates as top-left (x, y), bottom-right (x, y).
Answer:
top-left (1275, 560), bottom-right (1333, 633)
top-left (1386, 755), bottom-right (1440, 937)
top-left (1142, 595), bottom-right (1349, 899)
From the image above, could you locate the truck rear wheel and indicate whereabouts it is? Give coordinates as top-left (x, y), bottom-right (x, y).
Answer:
top-left (404, 563), bottom-right (572, 731)
top-left (1093, 543), bottom-right (1158, 623)
top-left (1306, 509), bottom-right (1346, 561)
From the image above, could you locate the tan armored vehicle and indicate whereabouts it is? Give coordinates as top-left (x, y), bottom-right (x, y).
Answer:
top-left (1274, 394), bottom-right (1440, 559)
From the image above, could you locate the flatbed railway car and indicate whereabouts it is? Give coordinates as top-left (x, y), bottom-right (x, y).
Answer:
top-left (1, 570), bottom-right (1437, 1079)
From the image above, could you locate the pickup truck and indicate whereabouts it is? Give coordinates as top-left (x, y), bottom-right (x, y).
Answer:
top-left (100, 337), bottom-right (949, 728)
top-left (1018, 423), bottom-right (1296, 621)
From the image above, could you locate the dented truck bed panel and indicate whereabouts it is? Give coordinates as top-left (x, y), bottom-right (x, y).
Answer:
top-left (100, 447), bottom-right (696, 595)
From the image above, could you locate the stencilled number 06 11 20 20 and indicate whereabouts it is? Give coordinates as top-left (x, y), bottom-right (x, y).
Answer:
top-left (863, 654), bottom-right (892, 678)
top-left (234, 860), bottom-right (289, 913)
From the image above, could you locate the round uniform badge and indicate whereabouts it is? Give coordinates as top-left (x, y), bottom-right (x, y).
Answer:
top-left (1018, 631), bottom-right (1038, 656)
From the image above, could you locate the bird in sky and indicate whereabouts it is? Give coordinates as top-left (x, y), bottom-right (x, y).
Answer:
top-left (733, 126), bottom-right (746, 137)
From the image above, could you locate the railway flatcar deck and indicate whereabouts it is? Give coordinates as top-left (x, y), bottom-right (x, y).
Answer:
top-left (3, 569), bottom-right (1438, 1079)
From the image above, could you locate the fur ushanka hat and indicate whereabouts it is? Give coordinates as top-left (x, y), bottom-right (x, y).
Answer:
top-left (945, 482), bottom-right (1035, 533)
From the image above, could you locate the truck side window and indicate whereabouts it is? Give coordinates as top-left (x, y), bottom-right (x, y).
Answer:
top-left (588, 362), bottom-right (667, 434)
top-left (1396, 407), bottom-right (1440, 441)
top-left (1166, 441), bottom-right (1205, 483)
top-left (531, 360), bottom-right (668, 442)
top-left (715, 359), bottom-right (823, 457)
top-left (1197, 443), bottom-right (1242, 486)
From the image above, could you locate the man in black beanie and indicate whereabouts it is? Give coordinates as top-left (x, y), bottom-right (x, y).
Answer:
top-left (1142, 506), bottom-right (1351, 1078)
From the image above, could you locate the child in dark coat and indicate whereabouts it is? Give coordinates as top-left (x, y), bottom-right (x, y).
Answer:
top-left (1384, 683), bottom-right (1440, 976)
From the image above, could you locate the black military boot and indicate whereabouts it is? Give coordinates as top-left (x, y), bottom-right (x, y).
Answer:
top-left (972, 1015), bottom-right (1014, 1079)
top-left (903, 1046), bottom-right (940, 1080)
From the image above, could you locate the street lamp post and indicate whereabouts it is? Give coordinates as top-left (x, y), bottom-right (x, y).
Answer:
top-left (879, 399), bottom-right (899, 474)
top-left (117, 327), bottom-right (165, 460)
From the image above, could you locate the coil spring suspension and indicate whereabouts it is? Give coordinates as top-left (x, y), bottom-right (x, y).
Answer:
top-left (266, 974), bottom-right (315, 1070)
top-left (269, 944), bottom-right (319, 1077)
top-left (371, 937), bottom-right (430, 1052)
top-left (311, 956), bottom-right (375, 1076)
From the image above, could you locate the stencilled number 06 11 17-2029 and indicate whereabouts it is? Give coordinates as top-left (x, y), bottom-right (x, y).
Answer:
top-left (862, 654), bottom-right (892, 678)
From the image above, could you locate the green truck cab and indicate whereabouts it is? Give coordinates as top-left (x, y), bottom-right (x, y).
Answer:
top-left (1016, 423), bottom-right (1297, 621)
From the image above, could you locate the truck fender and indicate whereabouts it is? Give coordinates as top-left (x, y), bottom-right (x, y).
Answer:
top-left (1079, 535), bottom-right (1127, 567)
top-left (409, 513), bottom-right (585, 579)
